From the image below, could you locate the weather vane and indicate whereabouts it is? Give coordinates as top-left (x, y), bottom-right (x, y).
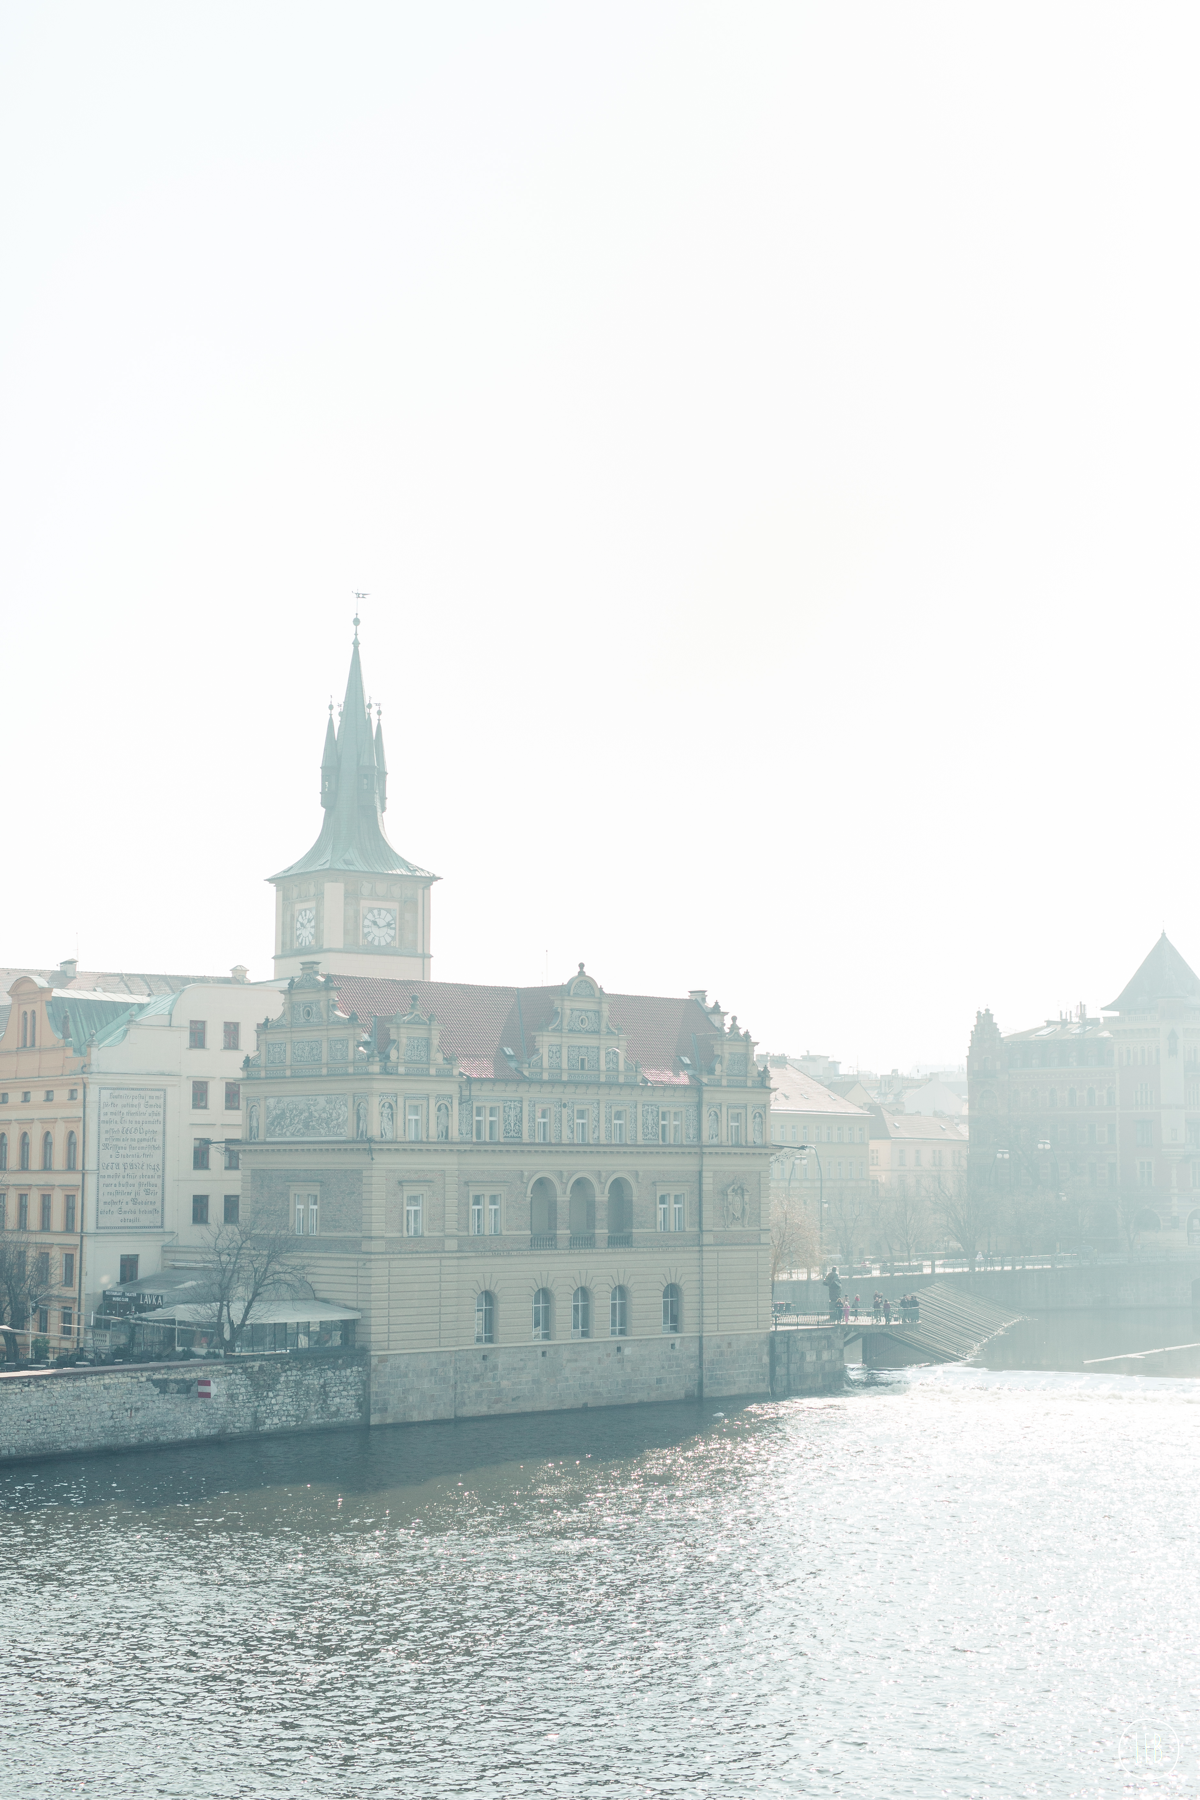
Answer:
top-left (352, 592), bottom-right (369, 643)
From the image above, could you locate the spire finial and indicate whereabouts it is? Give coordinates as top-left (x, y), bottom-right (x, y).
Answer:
top-left (352, 592), bottom-right (369, 645)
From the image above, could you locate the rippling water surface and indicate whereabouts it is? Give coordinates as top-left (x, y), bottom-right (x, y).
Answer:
top-left (3, 1332), bottom-right (1199, 1798)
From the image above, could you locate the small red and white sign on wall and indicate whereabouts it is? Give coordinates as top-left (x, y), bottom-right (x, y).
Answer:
top-left (197, 1377), bottom-right (212, 1400)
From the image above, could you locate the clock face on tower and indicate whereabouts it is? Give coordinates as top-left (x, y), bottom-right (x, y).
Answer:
top-left (294, 907), bottom-right (316, 947)
top-left (362, 906), bottom-right (397, 947)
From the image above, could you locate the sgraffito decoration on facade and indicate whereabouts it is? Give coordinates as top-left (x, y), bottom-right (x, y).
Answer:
top-left (568, 1045), bottom-right (599, 1071)
top-left (727, 1053), bottom-right (748, 1076)
top-left (685, 1106), bottom-right (699, 1143)
top-left (568, 1009), bottom-right (600, 1032)
top-left (292, 1039), bottom-right (322, 1064)
top-left (548, 1045), bottom-right (562, 1068)
top-left (722, 1182), bottom-right (749, 1228)
top-left (605, 1048), bottom-right (619, 1071)
top-left (266, 1095), bottom-right (348, 1139)
top-left (328, 1038), bottom-right (350, 1063)
top-left (503, 1101), bottom-right (523, 1140)
top-left (96, 1087), bottom-right (166, 1230)
top-left (642, 1104), bottom-right (659, 1142)
top-left (267, 1042), bottom-right (285, 1065)
top-left (405, 1036), bottom-right (430, 1063)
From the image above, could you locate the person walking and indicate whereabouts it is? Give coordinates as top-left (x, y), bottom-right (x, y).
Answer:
top-left (883, 1298), bottom-right (892, 1325)
top-left (841, 1297), bottom-right (850, 1324)
top-left (852, 1294), bottom-right (861, 1321)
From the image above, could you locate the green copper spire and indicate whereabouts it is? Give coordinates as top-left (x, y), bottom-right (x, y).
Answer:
top-left (273, 625), bottom-right (433, 879)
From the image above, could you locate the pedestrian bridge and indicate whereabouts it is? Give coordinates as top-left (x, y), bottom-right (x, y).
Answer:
top-left (772, 1282), bottom-right (1024, 1368)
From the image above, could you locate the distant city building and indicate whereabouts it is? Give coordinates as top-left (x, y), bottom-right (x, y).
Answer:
top-left (0, 966), bottom-right (262, 1350)
top-left (968, 932), bottom-right (1200, 1251)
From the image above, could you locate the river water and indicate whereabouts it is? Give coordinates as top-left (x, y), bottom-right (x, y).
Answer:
top-left (3, 1311), bottom-right (1198, 1798)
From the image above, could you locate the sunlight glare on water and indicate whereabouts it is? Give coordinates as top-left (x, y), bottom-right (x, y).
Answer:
top-left (2, 1366), bottom-right (1197, 1798)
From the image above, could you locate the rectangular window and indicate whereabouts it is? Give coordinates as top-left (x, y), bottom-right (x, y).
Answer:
top-left (870, 1149), bottom-right (879, 1166)
top-left (119, 1255), bottom-right (138, 1285)
top-left (659, 1110), bottom-right (683, 1145)
top-left (898, 1149), bottom-right (907, 1167)
top-left (790, 1124), bottom-right (797, 1143)
top-left (612, 1109), bottom-right (626, 1144)
top-left (405, 1194), bottom-right (424, 1238)
top-left (193, 1140), bottom-right (210, 1170)
top-left (658, 1192), bottom-right (685, 1231)
top-left (62, 1252), bottom-right (75, 1288)
top-left (672, 1192), bottom-right (684, 1231)
top-left (189, 1020), bottom-right (206, 1049)
top-left (407, 1104), bottom-right (423, 1142)
top-left (773, 1122), bottom-right (782, 1142)
top-left (488, 1194), bottom-right (501, 1235)
top-left (224, 1145), bottom-right (240, 1170)
top-left (192, 1195), bottom-right (210, 1225)
top-left (61, 1307), bottom-right (73, 1337)
top-left (574, 1108), bottom-right (589, 1145)
top-left (64, 1195), bottom-right (76, 1232)
top-left (223, 1195), bottom-right (239, 1225)
top-left (18, 1195), bottom-right (28, 1229)
top-left (40, 1194), bottom-right (51, 1231)
top-left (69, 1089), bottom-right (77, 1101)
top-left (474, 1106), bottom-right (484, 1141)
top-left (728, 1112), bottom-right (743, 1146)
top-left (1136, 1119), bottom-right (1152, 1145)
top-left (536, 1107), bottom-right (550, 1144)
top-left (913, 1150), bottom-right (922, 1168)
top-left (35, 1251), bottom-right (50, 1288)
top-left (224, 1081), bottom-right (241, 1111)
top-left (471, 1193), bottom-right (484, 1235)
top-left (37, 1306), bottom-right (48, 1335)
top-left (223, 1022), bottom-right (240, 1052)
top-left (294, 1192), bottom-right (319, 1235)
top-left (488, 1107), bottom-right (499, 1142)
top-left (44, 1091), bottom-right (54, 1103)
top-left (1138, 1160), bottom-right (1154, 1188)
top-left (192, 1080), bottom-right (209, 1110)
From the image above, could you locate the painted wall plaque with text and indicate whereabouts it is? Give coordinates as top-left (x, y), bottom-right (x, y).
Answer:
top-left (96, 1087), bottom-right (167, 1230)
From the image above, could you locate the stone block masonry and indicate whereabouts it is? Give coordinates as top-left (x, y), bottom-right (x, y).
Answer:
top-left (0, 1349), bottom-right (368, 1467)
top-left (370, 1330), bottom-right (773, 1425)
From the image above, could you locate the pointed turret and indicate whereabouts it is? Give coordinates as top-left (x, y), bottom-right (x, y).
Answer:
top-left (374, 708), bottom-right (388, 813)
top-left (274, 622), bottom-right (429, 880)
top-left (320, 703), bottom-right (338, 810)
top-left (269, 616), bottom-right (437, 982)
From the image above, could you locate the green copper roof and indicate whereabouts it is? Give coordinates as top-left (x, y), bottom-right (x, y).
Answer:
top-left (272, 629), bottom-right (435, 881)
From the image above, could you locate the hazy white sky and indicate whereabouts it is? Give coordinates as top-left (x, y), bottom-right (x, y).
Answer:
top-left (2, 3), bottom-right (1197, 1070)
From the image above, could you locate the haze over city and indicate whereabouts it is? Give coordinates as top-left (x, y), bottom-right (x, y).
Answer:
top-left (4, 2), bottom-right (1197, 1071)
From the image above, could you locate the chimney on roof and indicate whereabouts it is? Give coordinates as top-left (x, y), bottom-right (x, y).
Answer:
top-left (59, 958), bottom-right (77, 981)
top-left (689, 989), bottom-right (707, 1005)
top-left (230, 965), bottom-right (249, 983)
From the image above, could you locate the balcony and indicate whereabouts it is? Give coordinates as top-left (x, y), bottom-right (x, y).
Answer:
top-left (530, 1234), bottom-right (557, 1251)
top-left (605, 1232), bottom-right (632, 1248)
top-left (569, 1233), bottom-right (595, 1250)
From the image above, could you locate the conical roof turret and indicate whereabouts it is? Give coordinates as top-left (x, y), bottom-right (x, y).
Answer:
top-left (273, 624), bottom-right (432, 879)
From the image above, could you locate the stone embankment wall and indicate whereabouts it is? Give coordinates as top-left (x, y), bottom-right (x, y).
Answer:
top-left (768, 1327), bottom-right (845, 1397)
top-left (776, 1256), bottom-right (1200, 1314)
top-left (371, 1330), bottom-right (776, 1425)
top-left (0, 1349), bottom-right (367, 1467)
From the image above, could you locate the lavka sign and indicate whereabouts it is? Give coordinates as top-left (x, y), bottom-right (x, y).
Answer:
top-left (96, 1088), bottom-right (166, 1230)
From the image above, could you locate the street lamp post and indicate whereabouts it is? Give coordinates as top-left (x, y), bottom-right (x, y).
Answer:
top-left (797, 1143), bottom-right (825, 1274)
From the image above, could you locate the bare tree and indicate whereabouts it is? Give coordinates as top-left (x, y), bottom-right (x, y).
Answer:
top-left (876, 1179), bottom-right (928, 1269)
top-left (930, 1167), bottom-right (996, 1265)
top-left (197, 1224), bottom-right (310, 1352)
top-left (0, 1233), bottom-right (54, 1334)
top-left (770, 1192), bottom-right (818, 1283)
top-left (826, 1182), bottom-right (871, 1269)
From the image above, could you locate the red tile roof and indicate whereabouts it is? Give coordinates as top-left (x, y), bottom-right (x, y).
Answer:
top-left (324, 976), bottom-right (726, 1085)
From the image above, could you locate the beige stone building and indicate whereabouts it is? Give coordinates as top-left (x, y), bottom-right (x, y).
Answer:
top-left (765, 1060), bottom-right (870, 1261)
top-left (213, 627), bottom-right (776, 1420)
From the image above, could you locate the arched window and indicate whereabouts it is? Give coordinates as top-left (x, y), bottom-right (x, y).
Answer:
top-left (66, 1131), bottom-right (77, 1171)
top-left (20, 1133), bottom-right (30, 1171)
top-left (475, 1291), bottom-right (495, 1345)
top-left (568, 1178), bottom-right (595, 1243)
top-left (662, 1283), bottom-right (681, 1335)
top-left (606, 1178), bottom-right (632, 1240)
top-left (532, 1287), bottom-right (552, 1341)
top-left (571, 1287), bottom-right (591, 1339)
top-left (42, 1133), bottom-right (53, 1170)
top-left (609, 1285), bottom-right (628, 1337)
top-left (707, 1107), bottom-right (720, 1143)
top-left (29, 1013), bottom-right (35, 1047)
top-left (0, 1132), bottom-right (6, 1170)
top-left (436, 1101), bottom-right (450, 1141)
top-left (530, 1178), bottom-right (558, 1242)
top-left (20, 1012), bottom-right (27, 1048)
top-left (752, 1110), bottom-right (764, 1145)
